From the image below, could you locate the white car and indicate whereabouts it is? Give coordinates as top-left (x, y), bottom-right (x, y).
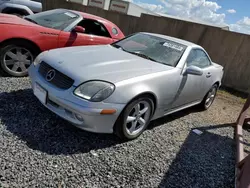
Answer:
top-left (0, 0), bottom-right (42, 17)
top-left (29, 32), bottom-right (224, 140)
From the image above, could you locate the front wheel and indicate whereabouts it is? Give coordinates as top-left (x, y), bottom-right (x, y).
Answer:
top-left (0, 43), bottom-right (37, 77)
top-left (114, 97), bottom-right (153, 140)
top-left (200, 84), bottom-right (218, 110)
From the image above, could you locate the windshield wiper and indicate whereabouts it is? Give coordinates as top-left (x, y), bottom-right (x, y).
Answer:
top-left (24, 17), bottom-right (38, 24)
top-left (112, 44), bottom-right (164, 64)
top-left (128, 51), bottom-right (159, 62)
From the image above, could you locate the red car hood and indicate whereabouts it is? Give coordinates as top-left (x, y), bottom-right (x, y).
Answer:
top-left (0, 13), bottom-right (37, 27)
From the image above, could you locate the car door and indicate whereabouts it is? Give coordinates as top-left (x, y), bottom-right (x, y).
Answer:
top-left (57, 30), bottom-right (89, 48)
top-left (193, 49), bottom-right (215, 93)
top-left (77, 19), bottom-right (113, 45)
top-left (170, 48), bottom-right (212, 108)
top-left (57, 19), bottom-right (113, 47)
top-left (85, 34), bottom-right (114, 45)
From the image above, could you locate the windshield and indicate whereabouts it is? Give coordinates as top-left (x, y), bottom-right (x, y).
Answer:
top-left (24, 9), bottom-right (79, 30)
top-left (112, 33), bottom-right (187, 67)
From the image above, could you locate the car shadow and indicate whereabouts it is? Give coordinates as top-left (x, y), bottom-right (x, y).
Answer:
top-left (158, 123), bottom-right (236, 188)
top-left (0, 88), bottom-right (234, 161)
top-left (0, 89), bottom-right (121, 155)
top-left (149, 105), bottom-right (202, 130)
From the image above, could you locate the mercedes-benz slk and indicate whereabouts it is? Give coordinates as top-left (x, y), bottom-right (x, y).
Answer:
top-left (28, 32), bottom-right (224, 140)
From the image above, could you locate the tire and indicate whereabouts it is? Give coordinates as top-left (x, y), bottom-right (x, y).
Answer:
top-left (200, 84), bottom-right (218, 110)
top-left (0, 41), bottom-right (39, 77)
top-left (114, 97), bottom-right (154, 140)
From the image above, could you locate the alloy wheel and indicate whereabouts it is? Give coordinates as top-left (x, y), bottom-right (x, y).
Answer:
top-left (3, 47), bottom-right (33, 74)
top-left (205, 87), bottom-right (216, 108)
top-left (125, 100), bottom-right (151, 136)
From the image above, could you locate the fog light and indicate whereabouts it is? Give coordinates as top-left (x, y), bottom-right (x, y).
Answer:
top-left (75, 113), bottom-right (84, 122)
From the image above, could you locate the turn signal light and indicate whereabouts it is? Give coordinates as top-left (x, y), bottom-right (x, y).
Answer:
top-left (100, 109), bottom-right (116, 115)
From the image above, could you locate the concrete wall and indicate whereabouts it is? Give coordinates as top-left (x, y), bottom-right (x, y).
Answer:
top-left (42, 0), bottom-right (250, 93)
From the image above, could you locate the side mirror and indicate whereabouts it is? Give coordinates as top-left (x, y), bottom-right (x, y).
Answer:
top-left (72, 26), bottom-right (85, 33)
top-left (185, 65), bottom-right (203, 76)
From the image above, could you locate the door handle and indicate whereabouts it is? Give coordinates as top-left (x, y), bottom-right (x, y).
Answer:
top-left (206, 72), bottom-right (211, 78)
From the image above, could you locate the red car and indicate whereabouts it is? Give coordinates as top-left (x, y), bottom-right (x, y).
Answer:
top-left (0, 8), bottom-right (125, 77)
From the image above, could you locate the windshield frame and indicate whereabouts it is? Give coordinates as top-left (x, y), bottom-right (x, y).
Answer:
top-left (24, 9), bottom-right (82, 31)
top-left (111, 33), bottom-right (187, 67)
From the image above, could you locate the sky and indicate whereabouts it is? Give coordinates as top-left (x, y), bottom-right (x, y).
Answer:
top-left (126, 0), bottom-right (250, 34)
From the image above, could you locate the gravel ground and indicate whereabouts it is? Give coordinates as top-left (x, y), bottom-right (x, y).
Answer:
top-left (0, 77), bottom-right (243, 188)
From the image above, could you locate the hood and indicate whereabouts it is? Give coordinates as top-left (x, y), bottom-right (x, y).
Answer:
top-left (0, 14), bottom-right (37, 26)
top-left (42, 45), bottom-right (174, 86)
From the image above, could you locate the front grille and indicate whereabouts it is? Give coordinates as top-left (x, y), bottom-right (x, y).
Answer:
top-left (38, 61), bottom-right (74, 90)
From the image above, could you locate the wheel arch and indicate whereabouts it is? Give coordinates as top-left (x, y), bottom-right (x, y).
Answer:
top-left (129, 92), bottom-right (157, 115)
top-left (203, 81), bottom-right (220, 99)
top-left (214, 81), bottom-right (220, 87)
top-left (0, 38), bottom-right (41, 54)
top-left (117, 91), bottom-right (158, 120)
top-left (112, 91), bottom-right (158, 137)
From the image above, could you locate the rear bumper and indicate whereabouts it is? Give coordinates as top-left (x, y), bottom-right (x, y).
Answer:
top-left (28, 64), bottom-right (126, 134)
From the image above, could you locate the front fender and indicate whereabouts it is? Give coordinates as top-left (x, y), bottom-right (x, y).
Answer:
top-left (107, 82), bottom-right (157, 105)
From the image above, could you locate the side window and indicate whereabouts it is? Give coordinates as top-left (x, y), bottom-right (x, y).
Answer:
top-left (186, 49), bottom-right (211, 68)
top-left (77, 19), bottom-right (111, 38)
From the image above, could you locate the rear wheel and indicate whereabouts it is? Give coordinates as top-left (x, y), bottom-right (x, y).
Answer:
top-left (200, 84), bottom-right (218, 110)
top-left (0, 42), bottom-right (39, 77)
top-left (114, 97), bottom-right (153, 140)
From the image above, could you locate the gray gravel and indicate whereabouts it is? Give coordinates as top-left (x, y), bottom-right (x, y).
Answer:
top-left (0, 77), bottom-right (238, 188)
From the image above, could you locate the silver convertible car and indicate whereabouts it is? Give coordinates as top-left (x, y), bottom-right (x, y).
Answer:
top-left (28, 32), bottom-right (224, 140)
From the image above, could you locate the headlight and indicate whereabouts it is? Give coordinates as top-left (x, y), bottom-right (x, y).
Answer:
top-left (33, 51), bottom-right (48, 66)
top-left (74, 81), bottom-right (115, 102)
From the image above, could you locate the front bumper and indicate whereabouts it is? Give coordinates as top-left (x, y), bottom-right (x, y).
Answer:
top-left (28, 64), bottom-right (126, 134)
